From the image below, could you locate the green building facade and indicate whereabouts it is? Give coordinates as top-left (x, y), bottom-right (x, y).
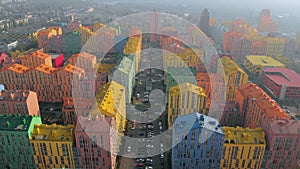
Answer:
top-left (0, 114), bottom-right (42, 169)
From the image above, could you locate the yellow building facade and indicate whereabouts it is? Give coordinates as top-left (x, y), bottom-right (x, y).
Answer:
top-left (95, 81), bottom-right (126, 134)
top-left (168, 82), bottom-right (206, 127)
top-left (265, 37), bottom-right (285, 58)
top-left (123, 27), bottom-right (142, 72)
top-left (30, 124), bottom-right (75, 169)
top-left (164, 48), bottom-right (204, 69)
top-left (221, 127), bottom-right (266, 169)
top-left (244, 55), bottom-right (285, 75)
top-left (75, 26), bottom-right (94, 45)
top-left (218, 56), bottom-right (248, 101)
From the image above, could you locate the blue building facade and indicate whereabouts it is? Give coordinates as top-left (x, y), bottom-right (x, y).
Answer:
top-left (172, 112), bottom-right (224, 169)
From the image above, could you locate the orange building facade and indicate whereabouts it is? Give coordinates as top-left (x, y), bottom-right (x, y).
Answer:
top-left (0, 51), bottom-right (95, 102)
top-left (0, 90), bottom-right (40, 116)
top-left (235, 83), bottom-right (290, 128)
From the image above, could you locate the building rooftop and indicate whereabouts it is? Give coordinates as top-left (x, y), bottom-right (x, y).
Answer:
top-left (0, 90), bottom-right (32, 101)
top-left (237, 83), bottom-right (290, 120)
top-left (0, 114), bottom-right (36, 131)
top-left (97, 64), bottom-right (115, 73)
top-left (222, 126), bottom-right (266, 144)
top-left (75, 116), bottom-right (114, 132)
top-left (63, 64), bottom-right (84, 75)
top-left (35, 64), bottom-right (57, 74)
top-left (31, 124), bottom-right (74, 142)
top-left (220, 56), bottom-right (246, 74)
top-left (7, 63), bottom-right (30, 74)
top-left (245, 55), bottom-right (285, 67)
top-left (169, 82), bottom-right (206, 97)
top-left (174, 112), bottom-right (223, 135)
top-left (116, 56), bottom-right (134, 75)
top-left (267, 119), bottom-right (300, 135)
top-left (263, 67), bottom-right (300, 87)
top-left (24, 51), bottom-right (51, 60)
top-left (95, 81), bottom-right (125, 117)
top-left (70, 52), bottom-right (96, 61)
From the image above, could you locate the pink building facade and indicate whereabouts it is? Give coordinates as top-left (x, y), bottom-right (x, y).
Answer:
top-left (261, 119), bottom-right (300, 169)
top-left (75, 116), bottom-right (117, 169)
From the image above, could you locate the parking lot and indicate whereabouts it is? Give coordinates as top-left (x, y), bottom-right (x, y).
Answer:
top-left (118, 47), bottom-right (170, 169)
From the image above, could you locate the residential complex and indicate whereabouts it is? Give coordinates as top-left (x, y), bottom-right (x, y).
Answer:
top-left (221, 127), bottom-right (266, 169)
top-left (0, 90), bottom-right (40, 116)
top-left (258, 9), bottom-right (278, 33)
top-left (168, 83), bottom-right (206, 127)
top-left (244, 55), bottom-right (285, 75)
top-left (30, 124), bottom-right (75, 169)
top-left (172, 112), bottom-right (224, 169)
top-left (0, 114), bottom-right (42, 169)
top-left (261, 67), bottom-right (300, 99)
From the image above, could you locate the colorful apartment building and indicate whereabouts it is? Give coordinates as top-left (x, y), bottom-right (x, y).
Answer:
top-left (0, 90), bottom-right (40, 116)
top-left (217, 56), bottom-right (248, 101)
top-left (265, 37), bottom-right (285, 58)
top-left (0, 61), bottom-right (85, 102)
top-left (75, 26), bottom-right (94, 45)
top-left (221, 127), bottom-right (266, 169)
top-left (64, 31), bottom-right (82, 54)
top-left (30, 124), bottom-right (75, 169)
top-left (244, 55), bottom-right (285, 75)
top-left (150, 12), bottom-right (160, 42)
top-left (223, 31), bottom-right (244, 52)
top-left (261, 67), bottom-right (300, 99)
top-left (0, 114), bottom-right (42, 169)
top-left (95, 81), bottom-right (126, 136)
top-left (123, 27), bottom-right (142, 73)
top-left (261, 119), bottom-right (300, 169)
top-left (20, 50), bottom-right (53, 68)
top-left (235, 83), bottom-right (290, 128)
top-left (168, 82), bottom-right (206, 127)
top-left (172, 112), bottom-right (224, 169)
top-left (258, 9), bottom-right (278, 33)
top-left (165, 67), bottom-right (197, 92)
top-left (37, 27), bottom-right (62, 52)
top-left (69, 52), bottom-right (96, 73)
top-left (196, 73), bottom-right (225, 109)
top-left (75, 116), bottom-right (117, 169)
top-left (62, 97), bottom-right (96, 125)
top-left (110, 56), bottom-right (135, 103)
top-left (163, 47), bottom-right (204, 71)
top-left (219, 101), bottom-right (241, 127)
top-left (95, 64), bottom-right (115, 92)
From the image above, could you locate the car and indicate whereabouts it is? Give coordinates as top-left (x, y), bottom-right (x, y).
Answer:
top-left (146, 139), bottom-right (154, 142)
top-left (160, 143), bottom-right (163, 148)
top-left (127, 146), bottom-right (131, 152)
top-left (159, 121), bottom-right (162, 125)
top-left (161, 154), bottom-right (164, 158)
top-left (146, 144), bottom-right (154, 148)
top-left (136, 158), bottom-right (145, 163)
top-left (159, 126), bottom-right (163, 130)
top-left (146, 158), bottom-right (153, 163)
top-left (136, 163), bottom-right (144, 167)
top-left (146, 167), bottom-right (153, 169)
top-left (138, 138), bottom-right (145, 142)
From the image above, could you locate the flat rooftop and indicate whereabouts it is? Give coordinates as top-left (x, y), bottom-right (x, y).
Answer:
top-left (263, 67), bottom-right (300, 87)
top-left (246, 55), bottom-right (285, 67)
top-left (222, 126), bottom-right (265, 144)
top-left (0, 114), bottom-right (34, 131)
top-left (174, 112), bottom-right (223, 135)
